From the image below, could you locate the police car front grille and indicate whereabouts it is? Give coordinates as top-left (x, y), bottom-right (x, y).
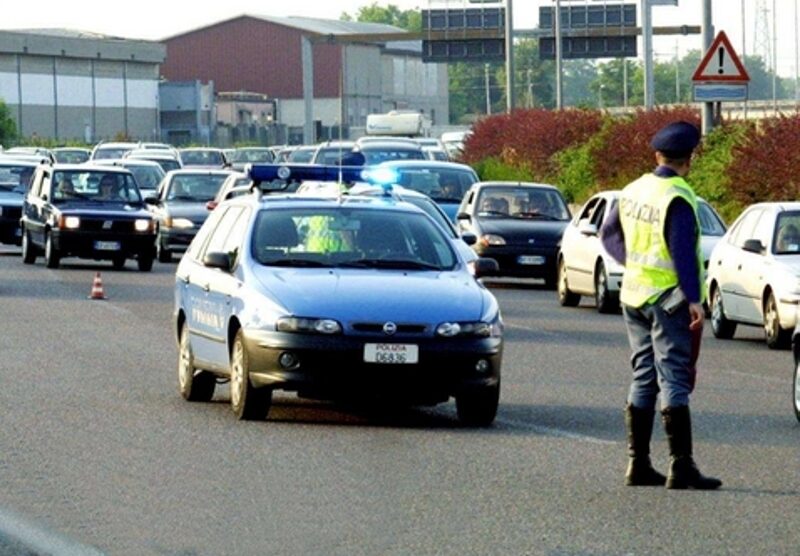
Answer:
top-left (79, 219), bottom-right (136, 232)
top-left (352, 323), bottom-right (427, 334)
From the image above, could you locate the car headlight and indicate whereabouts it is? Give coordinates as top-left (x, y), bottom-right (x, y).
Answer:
top-left (435, 320), bottom-right (501, 338)
top-left (276, 317), bottom-right (342, 335)
top-left (134, 219), bottom-right (152, 232)
top-left (480, 234), bottom-right (506, 246)
top-left (168, 218), bottom-right (194, 229)
top-left (60, 216), bottom-right (80, 229)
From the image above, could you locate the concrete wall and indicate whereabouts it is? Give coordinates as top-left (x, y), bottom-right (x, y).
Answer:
top-left (278, 98), bottom-right (341, 128)
top-left (381, 53), bottom-right (449, 126)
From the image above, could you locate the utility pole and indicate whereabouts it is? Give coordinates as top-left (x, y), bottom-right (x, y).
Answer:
top-left (675, 41), bottom-right (680, 102)
top-left (485, 63), bottom-right (492, 115)
top-left (505, 0), bottom-right (515, 112)
top-left (742, 0), bottom-right (748, 119)
top-left (773, 0), bottom-right (778, 114)
top-left (623, 59), bottom-right (628, 107)
top-left (701, 0), bottom-right (714, 135)
top-left (641, 0), bottom-right (654, 108)
top-left (527, 68), bottom-right (533, 108)
top-left (554, 0), bottom-right (564, 109)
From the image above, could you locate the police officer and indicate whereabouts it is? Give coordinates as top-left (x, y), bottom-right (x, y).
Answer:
top-left (601, 121), bottom-right (722, 490)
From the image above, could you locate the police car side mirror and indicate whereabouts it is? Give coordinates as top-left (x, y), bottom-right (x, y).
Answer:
top-left (742, 239), bottom-right (764, 254)
top-left (461, 232), bottom-right (477, 246)
top-left (473, 257), bottom-right (499, 278)
top-left (203, 252), bottom-right (232, 271)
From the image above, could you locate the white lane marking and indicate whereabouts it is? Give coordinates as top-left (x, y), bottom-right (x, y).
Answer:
top-left (0, 506), bottom-right (105, 556)
top-left (496, 417), bottom-right (619, 445)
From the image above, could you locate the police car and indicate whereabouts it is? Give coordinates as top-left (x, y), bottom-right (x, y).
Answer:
top-left (173, 164), bottom-right (503, 425)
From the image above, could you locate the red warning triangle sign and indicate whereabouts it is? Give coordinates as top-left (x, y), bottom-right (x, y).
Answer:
top-left (692, 30), bottom-right (750, 82)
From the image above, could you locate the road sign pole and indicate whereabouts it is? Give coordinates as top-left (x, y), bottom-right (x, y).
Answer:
top-left (701, 0), bottom-right (714, 135)
top-left (641, 0), bottom-right (654, 109)
top-left (506, 0), bottom-right (516, 112)
top-left (554, 0), bottom-right (563, 109)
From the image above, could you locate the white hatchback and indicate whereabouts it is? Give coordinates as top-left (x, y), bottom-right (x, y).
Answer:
top-left (707, 202), bottom-right (800, 349)
top-left (558, 190), bottom-right (727, 313)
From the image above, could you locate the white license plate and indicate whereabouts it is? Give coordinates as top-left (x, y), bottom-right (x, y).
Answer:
top-left (94, 241), bottom-right (121, 251)
top-left (363, 343), bottom-right (419, 364)
top-left (517, 255), bottom-right (545, 265)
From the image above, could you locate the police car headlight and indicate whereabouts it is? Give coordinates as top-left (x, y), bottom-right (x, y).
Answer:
top-left (134, 219), bottom-right (152, 232)
top-left (61, 216), bottom-right (80, 230)
top-left (480, 234), bottom-right (506, 246)
top-left (276, 317), bottom-right (342, 335)
top-left (436, 321), bottom-right (498, 338)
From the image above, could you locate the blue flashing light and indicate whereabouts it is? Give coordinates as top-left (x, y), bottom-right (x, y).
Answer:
top-left (249, 164), bottom-right (365, 184)
top-left (362, 167), bottom-right (399, 187)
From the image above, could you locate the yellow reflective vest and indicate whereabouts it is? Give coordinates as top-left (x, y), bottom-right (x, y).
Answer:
top-left (618, 173), bottom-right (705, 308)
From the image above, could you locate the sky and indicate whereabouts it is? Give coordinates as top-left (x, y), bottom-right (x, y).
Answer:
top-left (2, 1), bottom-right (799, 77)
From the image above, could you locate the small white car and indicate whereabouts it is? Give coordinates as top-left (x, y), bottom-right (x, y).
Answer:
top-left (708, 202), bottom-right (800, 349)
top-left (559, 190), bottom-right (727, 313)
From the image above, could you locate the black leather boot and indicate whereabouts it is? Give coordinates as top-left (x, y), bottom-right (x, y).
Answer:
top-left (662, 405), bottom-right (722, 490)
top-left (625, 404), bottom-right (666, 486)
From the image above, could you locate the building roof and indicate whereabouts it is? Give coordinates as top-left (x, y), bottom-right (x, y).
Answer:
top-left (162, 14), bottom-right (407, 41)
top-left (0, 28), bottom-right (166, 63)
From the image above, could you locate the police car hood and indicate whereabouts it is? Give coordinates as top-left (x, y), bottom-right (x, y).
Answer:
top-left (478, 218), bottom-right (567, 246)
top-left (251, 267), bottom-right (488, 322)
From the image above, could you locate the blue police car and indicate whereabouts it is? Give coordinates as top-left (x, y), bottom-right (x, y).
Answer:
top-left (173, 167), bottom-right (503, 425)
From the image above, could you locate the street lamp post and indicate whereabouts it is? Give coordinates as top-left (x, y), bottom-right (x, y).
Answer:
top-left (505, 0), bottom-right (515, 112)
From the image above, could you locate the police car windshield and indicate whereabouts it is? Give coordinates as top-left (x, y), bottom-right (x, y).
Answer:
top-left (251, 207), bottom-right (457, 270)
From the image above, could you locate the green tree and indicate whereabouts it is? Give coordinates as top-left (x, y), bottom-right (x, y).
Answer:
top-left (341, 3), bottom-right (421, 32)
top-left (0, 100), bottom-right (17, 146)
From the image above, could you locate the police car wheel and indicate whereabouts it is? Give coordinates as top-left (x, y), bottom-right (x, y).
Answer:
top-left (456, 383), bottom-right (499, 427)
top-left (230, 330), bottom-right (271, 421)
top-left (44, 232), bottom-right (60, 269)
top-left (793, 357), bottom-right (800, 423)
top-left (178, 323), bottom-right (215, 402)
top-left (557, 258), bottom-right (580, 307)
top-left (764, 292), bottom-right (791, 350)
top-left (710, 285), bottom-right (736, 339)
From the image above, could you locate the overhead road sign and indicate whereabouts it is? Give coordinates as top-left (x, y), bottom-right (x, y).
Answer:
top-left (421, 6), bottom-right (506, 63)
top-left (538, 3), bottom-right (638, 60)
top-left (692, 30), bottom-right (750, 82)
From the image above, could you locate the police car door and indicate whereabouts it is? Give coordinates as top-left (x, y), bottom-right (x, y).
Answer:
top-left (190, 206), bottom-right (248, 369)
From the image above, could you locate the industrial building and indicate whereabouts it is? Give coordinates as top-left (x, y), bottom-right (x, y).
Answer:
top-left (161, 15), bottom-right (449, 139)
top-left (0, 29), bottom-right (165, 142)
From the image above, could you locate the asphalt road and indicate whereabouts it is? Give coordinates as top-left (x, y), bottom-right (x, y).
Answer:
top-left (0, 247), bottom-right (798, 556)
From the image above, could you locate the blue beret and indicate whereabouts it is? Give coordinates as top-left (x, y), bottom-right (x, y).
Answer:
top-left (650, 121), bottom-right (700, 156)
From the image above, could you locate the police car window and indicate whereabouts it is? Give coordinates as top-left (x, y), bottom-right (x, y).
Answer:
top-left (187, 207), bottom-right (227, 261)
top-left (203, 207), bottom-right (244, 260)
top-left (578, 197), bottom-right (600, 221)
top-left (221, 208), bottom-right (251, 267)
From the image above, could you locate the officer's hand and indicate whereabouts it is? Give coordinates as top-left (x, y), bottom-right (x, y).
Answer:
top-left (688, 302), bottom-right (705, 331)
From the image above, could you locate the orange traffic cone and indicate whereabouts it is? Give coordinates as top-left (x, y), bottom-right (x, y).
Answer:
top-left (88, 272), bottom-right (107, 300)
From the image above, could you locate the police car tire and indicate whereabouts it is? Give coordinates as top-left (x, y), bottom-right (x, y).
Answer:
top-left (178, 323), bottom-right (215, 402)
top-left (21, 228), bottom-right (37, 264)
top-left (44, 232), bottom-right (60, 269)
top-left (764, 292), bottom-right (791, 350)
top-left (793, 357), bottom-right (800, 423)
top-left (710, 286), bottom-right (736, 340)
top-left (456, 383), bottom-right (499, 427)
top-left (557, 259), bottom-right (580, 307)
top-left (230, 330), bottom-right (271, 421)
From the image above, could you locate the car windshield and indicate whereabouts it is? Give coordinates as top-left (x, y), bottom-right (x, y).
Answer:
top-left (51, 170), bottom-right (142, 204)
top-left (393, 167), bottom-right (477, 202)
top-left (93, 147), bottom-right (132, 160)
top-left (231, 149), bottom-right (274, 163)
top-left (477, 187), bottom-right (570, 221)
top-left (0, 164), bottom-right (35, 192)
top-left (167, 174), bottom-right (228, 201)
top-left (127, 165), bottom-right (165, 191)
top-left (314, 147), bottom-right (354, 165)
top-left (181, 150), bottom-right (224, 166)
top-left (53, 150), bottom-right (90, 164)
top-left (361, 147), bottom-right (426, 165)
top-left (697, 201), bottom-right (726, 236)
top-left (773, 211), bottom-right (800, 255)
top-left (288, 149), bottom-right (315, 163)
top-left (251, 207), bottom-right (457, 270)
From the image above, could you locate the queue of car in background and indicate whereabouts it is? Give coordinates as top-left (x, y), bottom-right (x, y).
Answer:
top-left (228, 147), bottom-right (275, 172)
top-left (178, 147), bottom-right (231, 169)
top-left (124, 148), bottom-right (183, 173)
top-left (0, 159), bottom-right (38, 246)
top-left (174, 164), bottom-right (502, 424)
top-left (145, 169), bottom-right (233, 262)
top-left (19, 164), bottom-right (156, 270)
